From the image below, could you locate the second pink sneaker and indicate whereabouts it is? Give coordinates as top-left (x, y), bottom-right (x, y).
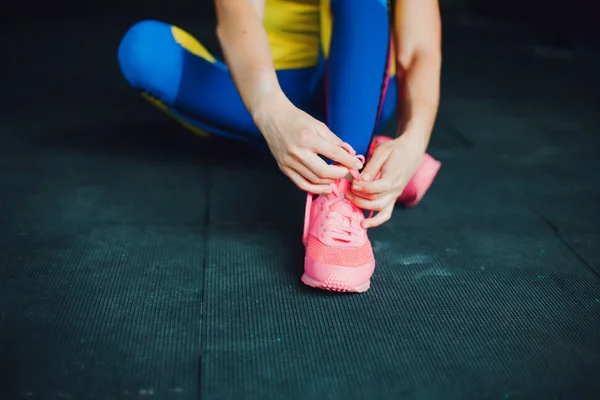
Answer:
top-left (368, 135), bottom-right (441, 208)
top-left (301, 145), bottom-right (375, 293)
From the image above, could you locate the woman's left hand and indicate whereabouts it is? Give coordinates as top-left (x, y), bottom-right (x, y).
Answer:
top-left (347, 133), bottom-right (426, 228)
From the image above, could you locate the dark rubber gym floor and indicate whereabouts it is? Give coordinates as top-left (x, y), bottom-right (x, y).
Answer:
top-left (1, 11), bottom-right (600, 400)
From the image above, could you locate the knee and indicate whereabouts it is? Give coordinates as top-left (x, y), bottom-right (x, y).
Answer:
top-left (118, 20), bottom-right (183, 104)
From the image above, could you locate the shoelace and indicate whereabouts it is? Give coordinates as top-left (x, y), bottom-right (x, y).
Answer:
top-left (320, 167), bottom-right (364, 243)
top-left (303, 143), bottom-right (374, 245)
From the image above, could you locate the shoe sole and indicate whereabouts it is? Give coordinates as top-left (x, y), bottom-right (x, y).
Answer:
top-left (301, 273), bottom-right (371, 293)
top-left (301, 257), bottom-right (374, 293)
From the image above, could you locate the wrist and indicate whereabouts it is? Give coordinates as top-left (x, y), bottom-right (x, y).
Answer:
top-left (395, 110), bottom-right (436, 152)
top-left (251, 88), bottom-right (288, 129)
top-left (394, 125), bottom-right (429, 154)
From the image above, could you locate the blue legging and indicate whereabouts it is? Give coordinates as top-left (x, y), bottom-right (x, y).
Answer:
top-left (118, 0), bottom-right (396, 157)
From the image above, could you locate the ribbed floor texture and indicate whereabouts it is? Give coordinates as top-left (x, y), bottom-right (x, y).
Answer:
top-left (1, 13), bottom-right (599, 400)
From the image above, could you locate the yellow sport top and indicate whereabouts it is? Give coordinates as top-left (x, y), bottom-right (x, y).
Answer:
top-left (264, 0), bottom-right (332, 70)
top-left (262, 0), bottom-right (394, 74)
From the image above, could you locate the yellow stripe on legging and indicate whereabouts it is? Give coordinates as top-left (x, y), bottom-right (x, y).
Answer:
top-left (171, 26), bottom-right (216, 63)
top-left (141, 92), bottom-right (210, 137)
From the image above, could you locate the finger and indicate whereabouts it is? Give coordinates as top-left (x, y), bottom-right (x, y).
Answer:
top-left (349, 189), bottom-right (386, 201)
top-left (293, 149), bottom-right (349, 180)
top-left (352, 176), bottom-right (395, 195)
top-left (318, 140), bottom-right (364, 170)
top-left (281, 166), bottom-right (332, 194)
top-left (346, 192), bottom-right (396, 211)
top-left (313, 122), bottom-right (343, 145)
top-left (287, 157), bottom-right (335, 185)
top-left (362, 204), bottom-right (394, 228)
top-left (361, 147), bottom-right (391, 181)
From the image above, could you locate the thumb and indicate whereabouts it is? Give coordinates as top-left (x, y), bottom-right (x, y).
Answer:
top-left (361, 147), bottom-right (389, 181)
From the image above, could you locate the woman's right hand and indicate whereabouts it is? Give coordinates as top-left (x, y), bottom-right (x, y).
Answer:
top-left (253, 92), bottom-right (363, 194)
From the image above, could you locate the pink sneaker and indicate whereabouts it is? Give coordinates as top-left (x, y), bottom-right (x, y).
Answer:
top-left (301, 144), bottom-right (375, 293)
top-left (368, 135), bottom-right (441, 208)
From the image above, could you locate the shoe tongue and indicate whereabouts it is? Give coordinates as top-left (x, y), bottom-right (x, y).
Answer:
top-left (327, 178), bottom-right (355, 216)
top-left (334, 178), bottom-right (351, 194)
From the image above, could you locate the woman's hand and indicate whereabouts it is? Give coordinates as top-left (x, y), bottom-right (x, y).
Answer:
top-left (216, 0), bottom-right (362, 193)
top-left (348, 133), bottom-right (425, 228)
top-left (254, 92), bottom-right (364, 194)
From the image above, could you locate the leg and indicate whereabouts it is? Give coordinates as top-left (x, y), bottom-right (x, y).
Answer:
top-left (326, 0), bottom-right (393, 156)
top-left (375, 78), bottom-right (397, 135)
top-left (118, 20), bottom-right (319, 141)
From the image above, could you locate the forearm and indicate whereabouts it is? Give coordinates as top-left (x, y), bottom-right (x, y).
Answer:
top-left (395, 51), bottom-right (441, 149)
top-left (215, 0), bottom-right (284, 122)
top-left (393, 0), bottom-right (442, 151)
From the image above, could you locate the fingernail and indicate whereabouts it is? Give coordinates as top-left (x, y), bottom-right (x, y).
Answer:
top-left (362, 174), bottom-right (372, 181)
top-left (353, 184), bottom-right (363, 191)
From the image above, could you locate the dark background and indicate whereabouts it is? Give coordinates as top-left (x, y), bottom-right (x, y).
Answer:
top-left (1, 0), bottom-right (598, 45)
top-left (1, 1), bottom-right (599, 399)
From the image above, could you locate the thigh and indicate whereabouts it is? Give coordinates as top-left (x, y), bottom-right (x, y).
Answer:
top-left (176, 49), bottom-right (319, 137)
top-left (118, 20), bottom-right (319, 138)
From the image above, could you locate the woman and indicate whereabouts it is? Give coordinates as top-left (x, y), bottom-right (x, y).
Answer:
top-left (117, 0), bottom-right (442, 293)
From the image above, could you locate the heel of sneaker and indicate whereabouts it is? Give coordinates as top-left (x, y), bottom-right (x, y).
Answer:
top-left (398, 154), bottom-right (441, 208)
top-left (302, 258), bottom-right (374, 293)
